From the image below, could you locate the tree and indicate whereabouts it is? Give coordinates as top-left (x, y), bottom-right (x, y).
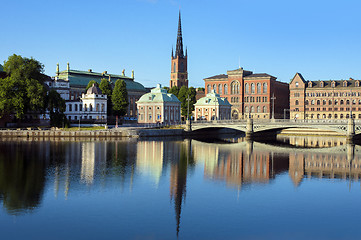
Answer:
top-left (168, 86), bottom-right (180, 98)
top-left (85, 80), bottom-right (99, 91)
top-left (45, 90), bottom-right (66, 127)
top-left (0, 54), bottom-right (46, 119)
top-left (187, 87), bottom-right (197, 119)
top-left (99, 78), bottom-right (113, 116)
top-left (178, 86), bottom-right (188, 118)
top-left (112, 80), bottom-right (128, 127)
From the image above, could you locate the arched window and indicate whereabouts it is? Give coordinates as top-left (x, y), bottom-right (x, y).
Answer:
top-left (340, 100), bottom-right (344, 105)
top-left (316, 100), bottom-right (320, 105)
top-left (329, 100), bottom-right (332, 105)
top-left (173, 62), bottom-right (176, 73)
top-left (263, 106), bottom-right (267, 113)
top-left (251, 83), bottom-right (255, 94)
top-left (295, 100), bottom-right (299, 105)
top-left (207, 85), bottom-right (211, 93)
top-left (96, 104), bottom-right (99, 112)
top-left (84, 104), bottom-right (87, 111)
top-left (89, 104), bottom-right (93, 111)
top-left (305, 100), bottom-right (309, 105)
top-left (245, 106), bottom-right (249, 113)
top-left (251, 106), bottom-right (254, 113)
top-left (346, 100), bottom-right (350, 105)
top-left (231, 81), bottom-right (240, 94)
top-left (101, 104), bottom-right (105, 112)
top-left (224, 84), bottom-right (228, 94)
top-left (218, 84), bottom-right (222, 94)
top-left (335, 100), bottom-right (338, 105)
top-left (257, 83), bottom-right (261, 93)
top-left (257, 106), bottom-right (260, 113)
top-left (213, 84), bottom-right (216, 92)
top-left (245, 83), bottom-right (249, 94)
top-left (323, 100), bottom-right (326, 105)
top-left (263, 83), bottom-right (267, 93)
top-left (311, 100), bottom-right (315, 105)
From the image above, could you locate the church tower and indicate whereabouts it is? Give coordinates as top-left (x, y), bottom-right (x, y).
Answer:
top-left (170, 11), bottom-right (188, 88)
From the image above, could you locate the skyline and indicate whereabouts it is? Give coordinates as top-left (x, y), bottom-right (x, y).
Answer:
top-left (1, 0), bottom-right (361, 88)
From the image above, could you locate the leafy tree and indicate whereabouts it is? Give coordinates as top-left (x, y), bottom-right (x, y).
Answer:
top-left (197, 87), bottom-right (205, 91)
top-left (45, 90), bottom-right (66, 127)
top-left (168, 86), bottom-right (180, 98)
top-left (112, 80), bottom-right (128, 126)
top-left (178, 86), bottom-right (188, 117)
top-left (0, 54), bottom-right (46, 119)
top-left (99, 78), bottom-right (113, 116)
top-left (187, 87), bottom-right (197, 118)
top-left (85, 80), bottom-right (99, 91)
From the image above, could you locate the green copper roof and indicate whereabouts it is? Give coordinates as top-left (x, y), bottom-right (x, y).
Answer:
top-left (137, 84), bottom-right (181, 103)
top-left (56, 69), bottom-right (146, 92)
top-left (195, 90), bottom-right (231, 106)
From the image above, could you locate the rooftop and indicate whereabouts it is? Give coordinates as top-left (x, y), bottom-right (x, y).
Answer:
top-left (137, 84), bottom-right (181, 103)
top-left (195, 90), bottom-right (231, 106)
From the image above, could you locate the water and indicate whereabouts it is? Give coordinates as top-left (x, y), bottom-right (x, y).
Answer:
top-left (0, 135), bottom-right (361, 240)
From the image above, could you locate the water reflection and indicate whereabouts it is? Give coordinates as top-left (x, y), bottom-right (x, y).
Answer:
top-left (1, 136), bottom-right (361, 238)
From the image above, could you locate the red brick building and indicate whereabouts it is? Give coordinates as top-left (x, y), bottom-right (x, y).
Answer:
top-left (290, 73), bottom-right (361, 120)
top-left (170, 12), bottom-right (188, 88)
top-left (204, 68), bottom-right (289, 119)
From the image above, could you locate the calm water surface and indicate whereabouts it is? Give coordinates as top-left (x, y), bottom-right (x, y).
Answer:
top-left (1, 135), bottom-right (361, 240)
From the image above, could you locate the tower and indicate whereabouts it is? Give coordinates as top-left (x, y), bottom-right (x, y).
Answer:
top-left (170, 11), bottom-right (188, 88)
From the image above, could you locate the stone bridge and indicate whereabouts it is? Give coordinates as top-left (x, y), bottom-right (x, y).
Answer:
top-left (187, 119), bottom-right (361, 141)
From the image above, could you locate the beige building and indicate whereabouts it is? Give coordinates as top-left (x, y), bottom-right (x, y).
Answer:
top-left (194, 90), bottom-right (231, 121)
top-left (136, 84), bottom-right (181, 124)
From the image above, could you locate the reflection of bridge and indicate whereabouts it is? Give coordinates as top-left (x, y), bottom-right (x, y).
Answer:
top-left (188, 119), bottom-right (361, 141)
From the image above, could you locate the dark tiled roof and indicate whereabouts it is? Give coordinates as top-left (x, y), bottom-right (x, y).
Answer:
top-left (204, 74), bottom-right (228, 80)
top-left (244, 73), bottom-right (274, 78)
top-left (308, 79), bottom-right (360, 88)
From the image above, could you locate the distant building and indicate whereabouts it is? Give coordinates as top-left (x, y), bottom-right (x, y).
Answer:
top-left (204, 68), bottom-right (289, 119)
top-left (64, 84), bottom-right (107, 123)
top-left (195, 88), bottom-right (205, 101)
top-left (136, 84), bottom-right (181, 124)
top-left (194, 90), bottom-right (231, 121)
top-left (54, 63), bottom-right (147, 118)
top-left (290, 73), bottom-right (361, 120)
top-left (170, 12), bottom-right (188, 88)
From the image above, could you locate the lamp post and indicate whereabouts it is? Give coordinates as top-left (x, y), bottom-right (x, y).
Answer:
top-left (186, 94), bottom-right (191, 121)
top-left (271, 93), bottom-right (276, 120)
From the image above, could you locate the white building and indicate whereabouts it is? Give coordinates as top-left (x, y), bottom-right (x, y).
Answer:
top-left (194, 90), bottom-right (231, 121)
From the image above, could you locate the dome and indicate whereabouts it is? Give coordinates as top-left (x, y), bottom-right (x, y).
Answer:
top-left (87, 83), bottom-right (102, 95)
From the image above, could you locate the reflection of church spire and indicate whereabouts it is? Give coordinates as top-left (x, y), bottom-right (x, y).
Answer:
top-left (170, 144), bottom-right (189, 237)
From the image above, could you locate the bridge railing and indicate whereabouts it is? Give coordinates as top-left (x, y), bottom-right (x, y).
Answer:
top-left (192, 118), bottom-right (355, 125)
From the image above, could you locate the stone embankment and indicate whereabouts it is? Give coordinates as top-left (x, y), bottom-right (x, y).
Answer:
top-left (0, 128), bottom-right (186, 139)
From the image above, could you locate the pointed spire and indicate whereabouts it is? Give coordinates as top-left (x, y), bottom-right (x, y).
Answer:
top-left (175, 11), bottom-right (184, 58)
top-left (172, 46), bottom-right (174, 58)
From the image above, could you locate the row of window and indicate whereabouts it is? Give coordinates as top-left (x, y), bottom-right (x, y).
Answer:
top-left (245, 96), bottom-right (268, 103)
top-left (305, 107), bottom-right (358, 111)
top-left (206, 82), bottom-right (268, 95)
top-left (307, 81), bottom-right (359, 88)
top-left (304, 92), bottom-right (360, 97)
top-left (303, 99), bottom-right (361, 106)
top-left (244, 106), bottom-right (268, 113)
top-left (68, 103), bottom-right (105, 112)
top-left (67, 115), bottom-right (105, 120)
top-left (306, 113), bottom-right (358, 119)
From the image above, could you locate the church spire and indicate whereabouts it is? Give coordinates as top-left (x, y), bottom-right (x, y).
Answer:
top-left (175, 11), bottom-right (184, 58)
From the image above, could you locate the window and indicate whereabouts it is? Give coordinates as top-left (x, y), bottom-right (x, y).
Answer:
top-left (69, 104), bottom-right (72, 112)
top-left (340, 100), bottom-right (344, 105)
top-left (263, 83), bottom-right (267, 93)
top-left (96, 104), bottom-right (99, 112)
top-left (316, 100), bottom-right (320, 105)
top-left (251, 83), bottom-right (255, 94)
top-left (224, 84), bottom-right (228, 94)
top-left (207, 85), bottom-right (211, 93)
top-left (295, 100), bottom-right (299, 105)
top-left (89, 104), bottom-right (93, 111)
top-left (257, 83), bottom-right (261, 93)
top-left (173, 62), bottom-right (176, 73)
top-left (101, 104), bottom-right (105, 112)
top-left (218, 84), bottom-right (222, 94)
top-left (263, 106), bottom-right (267, 113)
top-left (343, 81), bottom-right (347, 87)
top-left (231, 81), bottom-right (240, 94)
top-left (75, 104), bottom-right (78, 111)
top-left (213, 84), bottom-right (216, 92)
top-left (257, 106), bottom-right (260, 113)
top-left (251, 106), bottom-right (254, 113)
top-left (295, 82), bottom-right (299, 87)
top-left (180, 62), bottom-right (184, 72)
top-left (245, 106), bottom-right (249, 113)
top-left (245, 83), bottom-right (249, 94)
top-left (84, 104), bottom-right (87, 111)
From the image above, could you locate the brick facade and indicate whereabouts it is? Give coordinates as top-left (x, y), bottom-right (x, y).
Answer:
top-left (204, 68), bottom-right (289, 119)
top-left (290, 73), bottom-right (361, 120)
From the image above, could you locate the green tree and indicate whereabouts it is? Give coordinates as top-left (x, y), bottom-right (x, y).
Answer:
top-left (0, 54), bottom-right (46, 119)
top-left (45, 90), bottom-right (66, 127)
top-left (187, 87), bottom-right (197, 119)
top-left (168, 86), bottom-right (180, 98)
top-left (112, 80), bottom-right (128, 126)
top-left (178, 86), bottom-right (188, 118)
top-left (85, 80), bottom-right (99, 91)
top-left (99, 78), bottom-right (113, 116)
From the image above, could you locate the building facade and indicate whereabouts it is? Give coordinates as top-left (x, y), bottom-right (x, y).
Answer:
top-left (204, 68), bottom-right (289, 119)
top-left (54, 63), bottom-right (147, 118)
top-left (194, 90), bottom-right (231, 121)
top-left (136, 84), bottom-right (181, 124)
top-left (290, 73), bottom-right (361, 120)
top-left (170, 12), bottom-right (188, 88)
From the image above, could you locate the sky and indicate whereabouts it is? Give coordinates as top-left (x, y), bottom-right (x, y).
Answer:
top-left (1, 0), bottom-right (361, 88)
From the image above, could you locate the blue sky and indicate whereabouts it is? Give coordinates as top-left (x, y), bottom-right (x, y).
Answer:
top-left (1, 0), bottom-right (361, 88)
